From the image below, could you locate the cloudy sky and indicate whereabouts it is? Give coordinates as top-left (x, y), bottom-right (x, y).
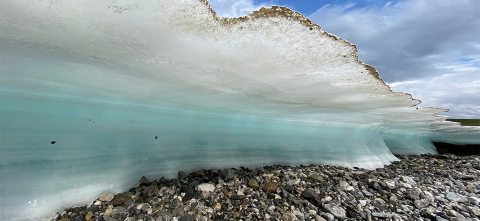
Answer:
top-left (208, 0), bottom-right (480, 119)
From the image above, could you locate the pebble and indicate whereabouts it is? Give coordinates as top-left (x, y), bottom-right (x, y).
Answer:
top-left (195, 183), bottom-right (214, 192)
top-left (51, 154), bottom-right (480, 221)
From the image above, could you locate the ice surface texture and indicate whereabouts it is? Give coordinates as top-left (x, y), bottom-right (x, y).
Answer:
top-left (0, 0), bottom-right (478, 220)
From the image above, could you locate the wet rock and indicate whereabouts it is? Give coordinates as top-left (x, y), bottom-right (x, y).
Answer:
top-left (220, 169), bottom-right (237, 180)
top-left (112, 194), bottom-right (131, 206)
top-left (139, 176), bottom-right (150, 185)
top-left (143, 186), bottom-right (158, 197)
top-left (178, 171), bottom-right (188, 180)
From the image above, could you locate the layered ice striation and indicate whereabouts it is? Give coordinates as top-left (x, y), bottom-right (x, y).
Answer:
top-left (0, 0), bottom-right (479, 220)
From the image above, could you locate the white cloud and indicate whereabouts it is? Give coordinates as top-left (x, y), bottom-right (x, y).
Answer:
top-left (208, 0), bottom-right (274, 17)
top-left (308, 0), bottom-right (480, 118)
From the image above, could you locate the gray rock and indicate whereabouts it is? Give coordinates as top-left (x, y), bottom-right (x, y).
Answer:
top-left (156, 212), bottom-right (174, 221)
top-left (469, 206), bottom-right (480, 217)
top-left (468, 196), bottom-right (480, 205)
top-left (414, 199), bottom-right (430, 209)
top-left (384, 180), bottom-right (396, 189)
top-left (196, 183), bottom-right (215, 192)
top-left (446, 192), bottom-right (468, 203)
top-left (362, 190), bottom-right (373, 197)
top-left (302, 188), bottom-right (320, 202)
top-left (139, 176), bottom-right (150, 185)
top-left (169, 202), bottom-right (180, 209)
top-left (220, 169), bottom-right (237, 180)
top-left (337, 181), bottom-right (353, 191)
top-left (323, 204), bottom-right (346, 219)
top-left (323, 213), bottom-right (335, 221)
top-left (111, 206), bottom-right (128, 219)
top-left (315, 215), bottom-right (327, 221)
top-left (372, 212), bottom-right (396, 218)
top-left (372, 198), bottom-right (387, 210)
top-left (178, 171), bottom-right (187, 180)
top-left (400, 176), bottom-right (416, 185)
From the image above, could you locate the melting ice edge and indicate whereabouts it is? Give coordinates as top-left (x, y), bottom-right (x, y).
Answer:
top-left (0, 0), bottom-right (479, 220)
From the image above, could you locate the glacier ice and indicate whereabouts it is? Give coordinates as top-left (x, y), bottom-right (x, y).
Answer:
top-left (0, 0), bottom-right (479, 220)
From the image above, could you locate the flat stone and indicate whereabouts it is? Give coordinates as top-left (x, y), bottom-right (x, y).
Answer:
top-left (461, 175), bottom-right (476, 180)
top-left (414, 199), bottom-right (430, 209)
top-left (323, 203), bottom-right (346, 219)
top-left (196, 183), bottom-right (215, 192)
top-left (98, 192), bottom-right (114, 202)
top-left (361, 190), bottom-right (373, 197)
top-left (446, 192), bottom-right (468, 203)
top-left (231, 194), bottom-right (247, 200)
top-left (111, 194), bottom-right (131, 206)
top-left (263, 182), bottom-right (279, 193)
top-left (337, 181), bottom-right (353, 191)
top-left (309, 174), bottom-right (323, 181)
top-left (287, 179), bottom-right (301, 186)
top-left (248, 179), bottom-right (259, 189)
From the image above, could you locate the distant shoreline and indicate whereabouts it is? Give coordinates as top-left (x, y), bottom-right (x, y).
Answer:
top-left (446, 119), bottom-right (480, 126)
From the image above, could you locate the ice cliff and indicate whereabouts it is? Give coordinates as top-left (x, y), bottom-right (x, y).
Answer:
top-left (0, 0), bottom-right (478, 220)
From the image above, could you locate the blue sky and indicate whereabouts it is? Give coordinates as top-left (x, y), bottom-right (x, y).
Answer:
top-left (209, 0), bottom-right (480, 118)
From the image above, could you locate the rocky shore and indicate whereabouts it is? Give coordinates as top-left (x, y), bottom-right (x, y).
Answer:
top-left (51, 154), bottom-right (480, 221)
